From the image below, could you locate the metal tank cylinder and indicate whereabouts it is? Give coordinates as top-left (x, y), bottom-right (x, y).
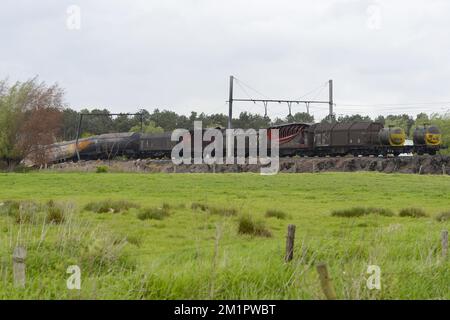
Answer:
top-left (413, 125), bottom-right (441, 146)
top-left (379, 127), bottom-right (406, 146)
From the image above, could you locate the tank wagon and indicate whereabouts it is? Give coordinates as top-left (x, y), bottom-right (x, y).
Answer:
top-left (274, 122), bottom-right (411, 157)
top-left (413, 124), bottom-right (442, 155)
top-left (23, 121), bottom-right (443, 166)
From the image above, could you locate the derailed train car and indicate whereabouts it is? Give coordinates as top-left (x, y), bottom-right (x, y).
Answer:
top-left (274, 122), bottom-right (408, 157)
top-left (272, 121), bottom-right (441, 157)
top-left (23, 121), bottom-right (443, 166)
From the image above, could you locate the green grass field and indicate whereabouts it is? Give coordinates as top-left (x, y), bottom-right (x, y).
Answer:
top-left (0, 172), bottom-right (449, 299)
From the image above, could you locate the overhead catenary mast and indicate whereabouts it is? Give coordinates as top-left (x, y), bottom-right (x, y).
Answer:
top-left (227, 76), bottom-right (335, 127)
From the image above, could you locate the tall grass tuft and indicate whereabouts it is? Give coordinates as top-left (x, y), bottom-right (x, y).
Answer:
top-left (191, 202), bottom-right (237, 216)
top-left (137, 207), bottom-right (170, 220)
top-left (237, 214), bottom-right (272, 237)
top-left (209, 206), bottom-right (238, 217)
top-left (191, 202), bottom-right (209, 211)
top-left (84, 200), bottom-right (140, 213)
top-left (398, 207), bottom-right (428, 218)
top-left (45, 200), bottom-right (66, 224)
top-left (331, 207), bottom-right (394, 217)
top-left (435, 211), bottom-right (450, 222)
top-left (265, 209), bottom-right (288, 219)
top-left (0, 200), bottom-right (21, 217)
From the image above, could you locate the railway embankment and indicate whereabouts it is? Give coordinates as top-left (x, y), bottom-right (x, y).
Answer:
top-left (45, 155), bottom-right (450, 175)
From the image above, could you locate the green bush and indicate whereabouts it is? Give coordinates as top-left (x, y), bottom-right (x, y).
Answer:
top-left (45, 200), bottom-right (65, 224)
top-left (331, 207), bottom-right (394, 217)
top-left (137, 207), bottom-right (170, 220)
top-left (237, 214), bottom-right (272, 237)
top-left (96, 166), bottom-right (109, 173)
top-left (399, 207), bottom-right (428, 218)
top-left (265, 209), bottom-right (288, 219)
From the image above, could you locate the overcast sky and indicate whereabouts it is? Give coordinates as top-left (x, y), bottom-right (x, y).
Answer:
top-left (2, 0), bottom-right (450, 120)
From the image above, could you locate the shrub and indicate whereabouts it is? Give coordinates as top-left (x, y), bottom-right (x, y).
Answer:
top-left (265, 209), bottom-right (288, 219)
top-left (435, 211), bottom-right (450, 222)
top-left (3, 200), bottom-right (41, 224)
top-left (84, 200), bottom-right (139, 213)
top-left (399, 207), bottom-right (428, 218)
top-left (0, 200), bottom-right (21, 217)
top-left (238, 214), bottom-right (272, 237)
top-left (96, 166), bottom-right (109, 173)
top-left (331, 207), bottom-right (394, 217)
top-left (14, 205), bottom-right (37, 224)
top-left (137, 207), bottom-right (170, 220)
top-left (45, 200), bottom-right (65, 224)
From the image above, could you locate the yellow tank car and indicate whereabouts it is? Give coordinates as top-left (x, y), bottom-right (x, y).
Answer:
top-left (413, 125), bottom-right (441, 146)
top-left (378, 127), bottom-right (406, 146)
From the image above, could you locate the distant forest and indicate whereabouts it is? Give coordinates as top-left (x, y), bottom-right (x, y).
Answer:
top-left (1, 77), bottom-right (450, 165)
top-left (61, 107), bottom-right (446, 142)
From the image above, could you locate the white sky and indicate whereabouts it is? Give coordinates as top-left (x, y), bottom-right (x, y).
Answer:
top-left (2, 0), bottom-right (450, 120)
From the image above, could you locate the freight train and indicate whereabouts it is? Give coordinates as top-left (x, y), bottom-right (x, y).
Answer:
top-left (22, 121), bottom-right (443, 166)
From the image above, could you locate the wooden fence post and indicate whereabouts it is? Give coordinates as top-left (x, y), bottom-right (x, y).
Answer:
top-left (13, 246), bottom-right (26, 288)
top-left (316, 262), bottom-right (337, 300)
top-left (442, 230), bottom-right (448, 259)
top-left (285, 224), bottom-right (296, 262)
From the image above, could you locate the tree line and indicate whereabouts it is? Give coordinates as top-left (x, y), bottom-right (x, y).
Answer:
top-left (1, 77), bottom-right (450, 167)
